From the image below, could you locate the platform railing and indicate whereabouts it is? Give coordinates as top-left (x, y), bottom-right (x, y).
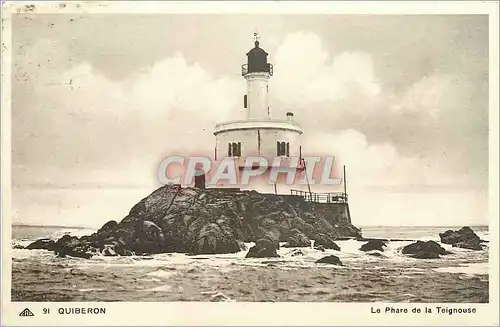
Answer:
top-left (290, 189), bottom-right (348, 203)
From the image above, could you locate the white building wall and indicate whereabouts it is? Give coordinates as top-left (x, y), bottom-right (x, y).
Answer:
top-left (215, 128), bottom-right (301, 162)
top-left (259, 129), bottom-right (301, 160)
top-left (245, 73), bottom-right (270, 120)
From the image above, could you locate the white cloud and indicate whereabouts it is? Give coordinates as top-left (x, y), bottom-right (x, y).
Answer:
top-left (302, 129), bottom-right (438, 188)
top-left (271, 32), bottom-right (381, 107)
top-left (14, 39), bottom-right (245, 189)
top-left (390, 73), bottom-right (460, 119)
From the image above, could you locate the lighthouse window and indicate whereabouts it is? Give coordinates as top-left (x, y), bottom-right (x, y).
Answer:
top-left (277, 141), bottom-right (289, 157)
top-left (229, 142), bottom-right (242, 157)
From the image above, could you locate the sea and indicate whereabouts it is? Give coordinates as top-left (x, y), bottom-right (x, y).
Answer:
top-left (10, 225), bottom-right (489, 302)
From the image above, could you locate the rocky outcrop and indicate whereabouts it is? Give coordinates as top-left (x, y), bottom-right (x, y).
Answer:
top-left (315, 255), bottom-right (343, 266)
top-left (25, 238), bottom-right (56, 251)
top-left (282, 229), bottom-right (310, 248)
top-left (439, 227), bottom-right (484, 251)
top-left (53, 235), bottom-right (96, 259)
top-left (314, 233), bottom-right (341, 251)
top-left (26, 184), bottom-right (361, 257)
top-left (401, 241), bottom-right (450, 259)
top-left (360, 240), bottom-right (387, 252)
top-left (246, 237), bottom-right (280, 258)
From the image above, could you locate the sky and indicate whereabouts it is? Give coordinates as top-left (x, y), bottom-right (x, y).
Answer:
top-left (10, 14), bottom-right (489, 227)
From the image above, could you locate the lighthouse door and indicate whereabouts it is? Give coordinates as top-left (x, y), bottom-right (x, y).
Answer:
top-left (194, 172), bottom-right (206, 189)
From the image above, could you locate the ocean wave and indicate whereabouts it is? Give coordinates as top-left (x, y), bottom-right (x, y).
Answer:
top-left (12, 237), bottom-right (489, 277)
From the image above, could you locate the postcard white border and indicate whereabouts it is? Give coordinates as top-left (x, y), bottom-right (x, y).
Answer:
top-left (1, 1), bottom-right (498, 326)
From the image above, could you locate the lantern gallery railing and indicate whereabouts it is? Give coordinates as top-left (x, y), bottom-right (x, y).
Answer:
top-left (241, 63), bottom-right (274, 76)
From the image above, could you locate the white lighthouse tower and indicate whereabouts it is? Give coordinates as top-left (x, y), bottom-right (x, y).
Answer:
top-left (214, 36), bottom-right (303, 177)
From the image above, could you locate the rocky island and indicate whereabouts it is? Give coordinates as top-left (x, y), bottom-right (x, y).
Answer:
top-left (26, 184), bottom-right (361, 258)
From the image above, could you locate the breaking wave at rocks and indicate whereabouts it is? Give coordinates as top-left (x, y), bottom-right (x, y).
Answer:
top-left (11, 223), bottom-right (489, 302)
top-left (12, 236), bottom-right (488, 273)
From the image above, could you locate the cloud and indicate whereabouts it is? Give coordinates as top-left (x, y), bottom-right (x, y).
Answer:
top-left (271, 32), bottom-right (381, 108)
top-left (12, 30), bottom-right (488, 227)
top-left (265, 32), bottom-right (487, 189)
top-left (391, 73), bottom-right (462, 119)
top-left (301, 129), bottom-right (458, 189)
top-left (13, 39), bottom-right (245, 188)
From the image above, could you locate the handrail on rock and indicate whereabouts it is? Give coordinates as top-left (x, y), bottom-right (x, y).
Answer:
top-left (290, 189), bottom-right (348, 203)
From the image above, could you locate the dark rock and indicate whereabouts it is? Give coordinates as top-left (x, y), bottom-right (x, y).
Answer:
top-left (314, 233), bottom-right (341, 250)
top-left (439, 226), bottom-right (479, 244)
top-left (98, 220), bottom-right (118, 234)
top-left (246, 238), bottom-right (280, 258)
top-left (453, 241), bottom-right (483, 251)
top-left (439, 227), bottom-right (484, 251)
top-left (410, 251), bottom-right (440, 259)
top-left (53, 235), bottom-right (93, 259)
top-left (190, 222), bottom-right (240, 255)
top-left (315, 255), bottom-right (343, 266)
top-left (12, 244), bottom-right (25, 249)
top-left (134, 220), bottom-right (166, 254)
top-left (26, 238), bottom-right (56, 251)
top-left (104, 241), bottom-right (131, 256)
top-left (360, 240), bottom-right (387, 252)
top-left (401, 240), bottom-right (450, 259)
top-left (283, 229), bottom-right (310, 247)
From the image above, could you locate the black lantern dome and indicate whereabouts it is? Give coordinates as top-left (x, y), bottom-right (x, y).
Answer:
top-left (242, 40), bottom-right (273, 76)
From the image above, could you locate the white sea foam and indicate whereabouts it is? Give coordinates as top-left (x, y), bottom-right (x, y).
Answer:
top-left (12, 231), bottom-right (489, 277)
top-left (11, 248), bottom-right (53, 260)
top-left (49, 228), bottom-right (97, 240)
top-left (434, 262), bottom-right (489, 275)
top-left (141, 284), bottom-right (173, 292)
top-left (147, 269), bottom-right (176, 278)
top-left (11, 239), bottom-right (35, 249)
top-left (65, 238), bottom-right (485, 270)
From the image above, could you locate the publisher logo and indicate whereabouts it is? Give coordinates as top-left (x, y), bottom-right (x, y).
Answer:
top-left (19, 308), bottom-right (34, 317)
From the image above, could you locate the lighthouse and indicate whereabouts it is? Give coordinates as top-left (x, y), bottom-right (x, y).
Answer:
top-left (213, 36), bottom-right (303, 175)
top-left (243, 37), bottom-right (272, 120)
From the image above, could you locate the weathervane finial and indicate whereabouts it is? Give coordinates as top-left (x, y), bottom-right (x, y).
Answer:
top-left (253, 30), bottom-right (260, 43)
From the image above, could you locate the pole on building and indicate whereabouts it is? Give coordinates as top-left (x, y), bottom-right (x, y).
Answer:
top-left (343, 165), bottom-right (347, 200)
